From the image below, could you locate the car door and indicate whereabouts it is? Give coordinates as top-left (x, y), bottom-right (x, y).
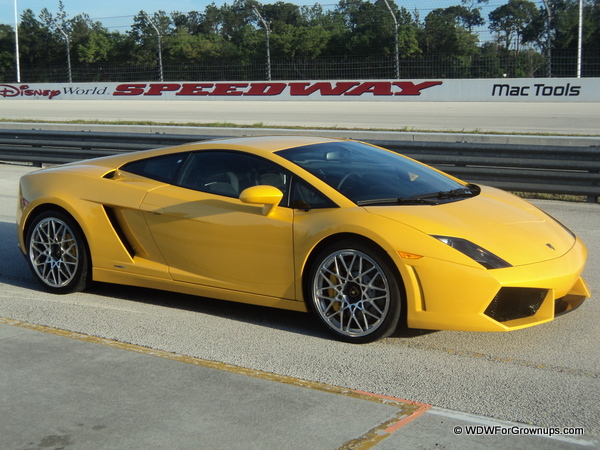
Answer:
top-left (140, 151), bottom-right (296, 300)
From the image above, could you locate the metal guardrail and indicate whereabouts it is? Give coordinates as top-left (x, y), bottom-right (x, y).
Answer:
top-left (0, 129), bottom-right (220, 164)
top-left (1, 129), bottom-right (599, 203)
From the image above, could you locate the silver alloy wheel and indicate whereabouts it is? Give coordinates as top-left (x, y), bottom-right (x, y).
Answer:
top-left (29, 217), bottom-right (80, 288)
top-left (312, 249), bottom-right (391, 338)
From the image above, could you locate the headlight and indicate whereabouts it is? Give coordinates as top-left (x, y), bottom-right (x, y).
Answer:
top-left (432, 235), bottom-right (512, 269)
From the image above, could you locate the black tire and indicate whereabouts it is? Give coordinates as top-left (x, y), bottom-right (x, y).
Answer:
top-left (26, 211), bottom-right (90, 294)
top-left (307, 239), bottom-right (402, 343)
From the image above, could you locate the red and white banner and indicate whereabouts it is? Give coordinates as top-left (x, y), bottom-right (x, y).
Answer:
top-left (1, 78), bottom-right (598, 101)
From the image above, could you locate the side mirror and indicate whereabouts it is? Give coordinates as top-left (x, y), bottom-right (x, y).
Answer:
top-left (239, 185), bottom-right (284, 216)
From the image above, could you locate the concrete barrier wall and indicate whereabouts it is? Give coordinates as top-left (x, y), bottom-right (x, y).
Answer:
top-left (1, 78), bottom-right (599, 102)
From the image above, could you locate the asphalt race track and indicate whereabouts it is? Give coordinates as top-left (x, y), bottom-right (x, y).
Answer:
top-left (2, 100), bottom-right (600, 135)
top-left (1, 101), bottom-right (599, 447)
top-left (0, 161), bottom-right (599, 444)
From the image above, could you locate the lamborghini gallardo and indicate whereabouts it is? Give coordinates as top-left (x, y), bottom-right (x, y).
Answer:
top-left (16, 136), bottom-right (590, 343)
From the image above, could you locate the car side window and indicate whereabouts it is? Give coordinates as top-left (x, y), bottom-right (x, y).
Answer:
top-left (121, 153), bottom-right (188, 183)
top-left (177, 151), bottom-right (291, 201)
top-left (290, 178), bottom-right (337, 209)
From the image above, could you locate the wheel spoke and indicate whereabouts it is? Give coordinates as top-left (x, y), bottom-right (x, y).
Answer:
top-left (313, 248), bottom-right (391, 338)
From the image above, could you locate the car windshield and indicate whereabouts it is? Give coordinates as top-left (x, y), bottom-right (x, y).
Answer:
top-left (277, 141), bottom-right (477, 205)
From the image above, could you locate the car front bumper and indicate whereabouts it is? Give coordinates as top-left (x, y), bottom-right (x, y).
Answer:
top-left (400, 237), bottom-right (590, 332)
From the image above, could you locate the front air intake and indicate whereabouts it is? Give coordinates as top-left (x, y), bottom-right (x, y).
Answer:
top-left (484, 288), bottom-right (548, 322)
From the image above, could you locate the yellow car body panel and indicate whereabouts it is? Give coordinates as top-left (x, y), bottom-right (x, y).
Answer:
top-left (140, 184), bottom-right (295, 298)
top-left (16, 136), bottom-right (591, 337)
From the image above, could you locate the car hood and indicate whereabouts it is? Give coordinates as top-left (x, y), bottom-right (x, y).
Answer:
top-left (363, 186), bottom-right (576, 267)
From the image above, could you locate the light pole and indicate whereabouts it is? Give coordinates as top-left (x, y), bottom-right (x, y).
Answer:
top-left (143, 12), bottom-right (164, 82)
top-left (253, 6), bottom-right (271, 81)
top-left (577, 0), bottom-right (583, 78)
top-left (540, 0), bottom-right (552, 77)
top-left (55, 22), bottom-right (72, 83)
top-left (382, 0), bottom-right (399, 79)
top-left (14, 0), bottom-right (21, 82)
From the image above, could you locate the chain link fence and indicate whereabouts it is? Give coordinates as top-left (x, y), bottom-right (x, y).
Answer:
top-left (9, 49), bottom-right (597, 84)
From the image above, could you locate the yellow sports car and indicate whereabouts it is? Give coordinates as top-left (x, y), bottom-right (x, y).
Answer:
top-left (16, 136), bottom-right (590, 343)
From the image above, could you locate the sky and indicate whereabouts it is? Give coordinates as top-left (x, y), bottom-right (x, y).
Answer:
top-left (2, 0), bottom-right (202, 26)
top-left (1, 0), bottom-right (494, 30)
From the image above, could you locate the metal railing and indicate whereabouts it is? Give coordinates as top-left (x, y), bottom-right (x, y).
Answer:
top-left (1, 129), bottom-right (598, 203)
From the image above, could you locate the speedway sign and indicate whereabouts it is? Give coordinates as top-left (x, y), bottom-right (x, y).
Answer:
top-left (1, 78), bottom-right (597, 101)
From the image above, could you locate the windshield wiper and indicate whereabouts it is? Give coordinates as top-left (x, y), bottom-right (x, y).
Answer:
top-left (356, 184), bottom-right (480, 206)
top-left (413, 184), bottom-right (480, 200)
top-left (356, 197), bottom-right (440, 206)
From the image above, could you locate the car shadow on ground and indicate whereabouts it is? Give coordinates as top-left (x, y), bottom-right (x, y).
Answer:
top-left (88, 281), bottom-right (328, 340)
top-left (0, 221), bottom-right (38, 288)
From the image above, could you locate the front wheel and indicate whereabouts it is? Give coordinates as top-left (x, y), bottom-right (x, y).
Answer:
top-left (26, 211), bottom-right (90, 294)
top-left (307, 240), bottom-right (403, 343)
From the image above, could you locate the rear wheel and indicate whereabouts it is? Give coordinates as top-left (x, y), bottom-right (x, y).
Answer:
top-left (307, 240), bottom-right (402, 343)
top-left (26, 211), bottom-right (90, 294)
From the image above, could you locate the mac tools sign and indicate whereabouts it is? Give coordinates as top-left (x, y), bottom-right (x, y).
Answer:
top-left (1, 78), bottom-right (598, 101)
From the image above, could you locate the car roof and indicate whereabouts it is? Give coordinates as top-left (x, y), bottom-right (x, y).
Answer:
top-left (64, 135), bottom-right (346, 170)
top-left (197, 135), bottom-right (343, 153)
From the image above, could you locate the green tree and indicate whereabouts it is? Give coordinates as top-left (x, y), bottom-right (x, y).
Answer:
top-left (167, 28), bottom-right (238, 61)
top-left (396, 6), bottom-right (421, 58)
top-left (128, 10), bottom-right (173, 65)
top-left (544, 0), bottom-right (595, 51)
top-left (489, 0), bottom-right (540, 51)
top-left (77, 30), bottom-right (112, 63)
top-left (219, 0), bottom-right (260, 53)
top-left (270, 23), bottom-right (330, 59)
top-left (40, 1), bottom-right (71, 62)
top-left (443, 5), bottom-right (485, 32)
top-left (421, 6), bottom-right (480, 55)
top-left (537, 0), bottom-right (600, 76)
top-left (0, 24), bottom-right (16, 81)
top-left (475, 41), bottom-right (504, 77)
top-left (262, 2), bottom-right (330, 59)
top-left (328, 0), bottom-right (419, 57)
top-left (263, 1), bottom-right (306, 27)
top-left (67, 14), bottom-right (113, 63)
top-left (418, 6), bottom-right (481, 78)
top-left (17, 9), bottom-right (54, 68)
top-left (460, 0), bottom-right (489, 30)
